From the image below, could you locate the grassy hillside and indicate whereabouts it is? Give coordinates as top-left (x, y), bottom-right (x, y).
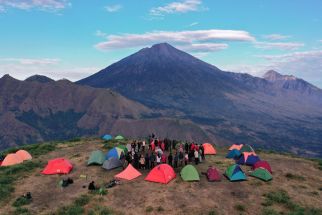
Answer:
top-left (0, 138), bottom-right (321, 215)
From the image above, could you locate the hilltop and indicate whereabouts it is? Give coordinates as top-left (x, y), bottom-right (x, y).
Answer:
top-left (0, 138), bottom-right (321, 215)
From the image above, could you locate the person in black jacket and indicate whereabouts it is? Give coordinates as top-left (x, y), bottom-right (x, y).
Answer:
top-left (168, 153), bottom-right (173, 167)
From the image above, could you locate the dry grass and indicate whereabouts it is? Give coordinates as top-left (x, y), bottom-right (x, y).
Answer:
top-left (0, 140), bottom-right (321, 215)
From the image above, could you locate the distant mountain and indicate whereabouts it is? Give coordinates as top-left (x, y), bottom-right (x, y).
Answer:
top-left (0, 74), bottom-right (208, 150)
top-left (25, 75), bottom-right (54, 83)
top-left (78, 43), bottom-right (322, 157)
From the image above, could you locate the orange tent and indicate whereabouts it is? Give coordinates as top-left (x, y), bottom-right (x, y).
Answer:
top-left (203, 143), bottom-right (216, 155)
top-left (115, 164), bottom-right (142, 180)
top-left (15, 150), bottom-right (32, 161)
top-left (41, 158), bottom-right (73, 175)
top-left (229, 144), bottom-right (243, 151)
top-left (145, 164), bottom-right (176, 184)
top-left (1, 153), bottom-right (24, 166)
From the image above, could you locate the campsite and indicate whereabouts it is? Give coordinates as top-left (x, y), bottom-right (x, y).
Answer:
top-left (0, 138), bottom-right (321, 215)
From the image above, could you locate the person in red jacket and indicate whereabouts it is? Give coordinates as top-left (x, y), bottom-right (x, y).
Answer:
top-left (161, 153), bottom-right (167, 164)
top-left (161, 141), bottom-right (165, 151)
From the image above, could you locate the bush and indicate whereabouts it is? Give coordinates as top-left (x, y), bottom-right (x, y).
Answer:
top-left (146, 206), bottom-right (153, 213)
top-left (234, 204), bottom-right (246, 212)
top-left (157, 206), bottom-right (164, 212)
top-left (261, 208), bottom-right (279, 215)
top-left (13, 207), bottom-right (31, 215)
top-left (74, 195), bottom-right (90, 207)
top-left (208, 210), bottom-right (218, 215)
top-left (263, 190), bottom-right (290, 206)
top-left (12, 197), bottom-right (32, 207)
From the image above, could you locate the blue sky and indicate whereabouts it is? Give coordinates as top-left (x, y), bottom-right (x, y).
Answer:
top-left (0, 0), bottom-right (322, 86)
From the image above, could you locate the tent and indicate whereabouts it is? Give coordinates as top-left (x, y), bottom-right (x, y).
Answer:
top-left (102, 134), bottom-right (112, 141)
top-left (206, 166), bottom-right (221, 182)
top-left (42, 158), bottom-right (73, 175)
top-left (250, 168), bottom-right (272, 181)
top-left (202, 143), bottom-right (216, 155)
top-left (252, 161), bottom-right (272, 173)
top-left (240, 144), bottom-right (255, 153)
top-left (87, 150), bottom-right (105, 165)
top-left (229, 143), bottom-right (243, 151)
top-left (115, 164), bottom-right (142, 180)
top-left (145, 164), bottom-right (176, 184)
top-left (105, 147), bottom-right (126, 160)
top-left (225, 164), bottom-right (247, 181)
top-left (180, 165), bottom-right (200, 181)
top-left (225, 149), bottom-right (241, 159)
top-left (102, 157), bottom-right (123, 170)
top-left (15, 150), bottom-right (32, 161)
top-left (115, 135), bottom-right (124, 140)
top-left (116, 145), bottom-right (128, 154)
top-left (237, 152), bottom-right (260, 166)
top-left (1, 153), bottom-right (23, 166)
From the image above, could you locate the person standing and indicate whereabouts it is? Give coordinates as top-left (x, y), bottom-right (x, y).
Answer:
top-left (174, 151), bottom-right (178, 168)
top-left (194, 150), bottom-right (199, 165)
top-left (150, 152), bottom-right (156, 168)
top-left (156, 154), bottom-right (161, 165)
top-left (145, 152), bottom-right (150, 169)
top-left (168, 153), bottom-right (173, 167)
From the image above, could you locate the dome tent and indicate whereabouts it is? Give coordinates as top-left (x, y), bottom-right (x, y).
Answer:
top-left (42, 158), bottom-right (73, 175)
top-left (115, 164), bottom-right (142, 180)
top-left (145, 164), bottom-right (176, 184)
top-left (180, 165), bottom-right (200, 181)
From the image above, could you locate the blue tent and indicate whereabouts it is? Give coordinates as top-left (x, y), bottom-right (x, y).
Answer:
top-left (226, 149), bottom-right (241, 159)
top-left (102, 134), bottom-right (112, 141)
top-left (237, 154), bottom-right (260, 166)
top-left (225, 164), bottom-right (247, 182)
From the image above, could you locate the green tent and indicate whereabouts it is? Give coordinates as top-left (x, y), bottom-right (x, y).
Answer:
top-left (116, 145), bottom-right (128, 154)
top-left (180, 165), bottom-right (200, 181)
top-left (115, 135), bottom-right (125, 140)
top-left (225, 164), bottom-right (247, 181)
top-left (240, 144), bottom-right (255, 153)
top-left (87, 150), bottom-right (105, 165)
top-left (250, 168), bottom-right (272, 181)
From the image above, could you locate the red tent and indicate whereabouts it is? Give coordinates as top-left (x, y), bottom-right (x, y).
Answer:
top-left (252, 160), bottom-right (272, 173)
top-left (206, 167), bottom-right (221, 182)
top-left (115, 164), bottom-right (142, 180)
top-left (42, 158), bottom-right (73, 175)
top-left (202, 143), bottom-right (217, 155)
top-left (145, 164), bottom-right (176, 184)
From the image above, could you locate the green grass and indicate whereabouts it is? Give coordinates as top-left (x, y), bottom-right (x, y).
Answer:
top-left (1, 142), bottom-right (57, 159)
top-left (208, 210), bottom-right (218, 215)
top-left (13, 207), bottom-right (31, 215)
top-left (12, 197), bottom-right (32, 208)
top-left (88, 205), bottom-right (113, 215)
top-left (262, 190), bottom-right (322, 215)
top-left (0, 161), bottom-right (42, 204)
top-left (285, 173), bottom-right (305, 181)
top-left (146, 206), bottom-right (154, 213)
top-left (55, 195), bottom-right (90, 215)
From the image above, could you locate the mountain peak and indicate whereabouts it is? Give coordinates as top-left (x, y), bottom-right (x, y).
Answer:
top-left (263, 70), bottom-right (297, 82)
top-left (25, 75), bottom-right (54, 83)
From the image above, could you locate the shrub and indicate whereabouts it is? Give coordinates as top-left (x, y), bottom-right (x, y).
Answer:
top-left (263, 190), bottom-right (290, 206)
top-left (13, 207), bottom-right (31, 215)
top-left (208, 210), bottom-right (218, 215)
top-left (12, 197), bottom-right (32, 207)
top-left (285, 173), bottom-right (305, 181)
top-left (261, 208), bottom-right (279, 215)
top-left (157, 206), bottom-right (164, 212)
top-left (74, 195), bottom-right (90, 207)
top-left (234, 204), bottom-right (246, 212)
top-left (146, 206), bottom-right (153, 213)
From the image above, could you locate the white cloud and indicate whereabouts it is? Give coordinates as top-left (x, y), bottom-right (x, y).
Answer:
top-left (0, 58), bottom-right (60, 65)
top-left (177, 43), bottom-right (228, 52)
top-left (150, 0), bottom-right (204, 16)
top-left (189, 22), bottom-right (199, 26)
top-left (95, 30), bottom-right (107, 38)
top-left (254, 41), bottom-right (304, 50)
top-left (94, 29), bottom-right (255, 53)
top-left (263, 34), bottom-right (291, 41)
top-left (0, 0), bottom-right (70, 12)
top-left (105, 4), bottom-right (122, 12)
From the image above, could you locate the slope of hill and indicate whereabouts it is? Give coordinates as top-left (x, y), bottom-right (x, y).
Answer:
top-left (77, 43), bottom-right (322, 158)
top-left (0, 139), bottom-right (321, 215)
top-left (0, 74), bottom-right (209, 150)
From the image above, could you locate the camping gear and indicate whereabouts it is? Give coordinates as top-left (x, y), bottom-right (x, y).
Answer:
top-left (106, 179), bottom-right (120, 188)
top-left (225, 164), bottom-right (247, 181)
top-left (252, 161), bottom-right (272, 173)
top-left (15, 150), bottom-right (32, 161)
top-left (225, 149), bottom-right (241, 159)
top-left (206, 167), bottom-right (221, 182)
top-left (102, 134), bottom-right (112, 141)
top-left (250, 168), bottom-right (272, 181)
top-left (42, 158), bottom-right (73, 175)
top-left (180, 165), bottom-right (200, 181)
top-left (115, 164), bottom-right (142, 180)
top-left (236, 152), bottom-right (260, 166)
top-left (1, 153), bottom-right (23, 166)
top-left (240, 144), bottom-right (255, 153)
top-left (202, 143), bottom-right (216, 155)
top-left (105, 147), bottom-right (126, 160)
top-left (115, 135), bottom-right (124, 140)
top-left (229, 143), bottom-right (243, 151)
top-left (145, 164), bottom-right (176, 184)
top-left (102, 157), bottom-right (123, 170)
top-left (88, 150), bottom-right (105, 165)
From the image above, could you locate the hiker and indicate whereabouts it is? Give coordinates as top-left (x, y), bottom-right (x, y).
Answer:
top-left (199, 148), bottom-right (203, 163)
top-left (145, 152), bottom-right (150, 169)
top-left (185, 142), bottom-right (189, 153)
top-left (23, 192), bottom-right (32, 200)
top-left (174, 151), bottom-right (178, 168)
top-left (161, 153), bottom-right (167, 164)
top-left (142, 140), bottom-right (146, 151)
top-left (134, 152), bottom-right (139, 169)
top-left (194, 150), bottom-right (199, 165)
top-left (201, 145), bottom-right (205, 160)
top-left (161, 141), bottom-right (165, 151)
top-left (67, 177), bottom-right (73, 184)
top-left (179, 151), bottom-right (184, 166)
top-left (88, 181), bottom-right (96, 191)
top-left (139, 154), bottom-right (145, 170)
top-left (184, 152), bottom-right (188, 165)
top-left (150, 152), bottom-right (156, 168)
top-left (172, 140), bottom-right (176, 150)
top-left (168, 153), bottom-right (173, 167)
top-left (156, 153), bottom-right (161, 165)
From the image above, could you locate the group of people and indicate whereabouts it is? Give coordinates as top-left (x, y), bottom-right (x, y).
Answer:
top-left (121, 134), bottom-right (206, 170)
